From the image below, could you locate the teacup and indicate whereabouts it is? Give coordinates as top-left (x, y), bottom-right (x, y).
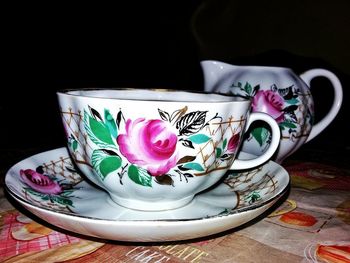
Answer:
top-left (57, 89), bottom-right (280, 211)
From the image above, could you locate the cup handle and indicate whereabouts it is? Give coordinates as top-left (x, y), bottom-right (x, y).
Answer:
top-left (299, 69), bottom-right (343, 142)
top-left (231, 112), bottom-right (280, 170)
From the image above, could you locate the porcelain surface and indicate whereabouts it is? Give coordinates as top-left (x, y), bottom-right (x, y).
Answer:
top-left (5, 147), bottom-right (290, 242)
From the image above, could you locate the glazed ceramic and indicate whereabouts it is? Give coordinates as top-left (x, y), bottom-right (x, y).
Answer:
top-left (57, 89), bottom-right (280, 211)
top-left (5, 147), bottom-right (290, 242)
top-left (201, 60), bottom-right (343, 163)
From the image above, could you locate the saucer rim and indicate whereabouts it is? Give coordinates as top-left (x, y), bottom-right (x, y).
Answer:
top-left (5, 147), bottom-right (290, 223)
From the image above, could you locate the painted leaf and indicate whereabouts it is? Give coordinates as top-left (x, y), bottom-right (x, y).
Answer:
top-left (99, 156), bottom-right (122, 178)
top-left (176, 111), bottom-right (207, 136)
top-left (84, 111), bottom-right (115, 148)
top-left (91, 149), bottom-right (122, 180)
top-left (251, 127), bottom-right (270, 147)
top-left (182, 162), bottom-right (204, 172)
top-left (177, 165), bottom-right (191, 171)
top-left (285, 98), bottom-right (299, 105)
top-left (155, 174), bottom-right (174, 186)
top-left (278, 85), bottom-right (294, 100)
top-left (25, 188), bottom-right (46, 198)
top-left (220, 153), bottom-right (234, 160)
top-left (223, 138), bottom-right (227, 150)
top-left (89, 106), bottom-right (103, 121)
top-left (128, 165), bottom-right (152, 187)
top-left (104, 109), bottom-right (118, 138)
top-left (89, 116), bottom-right (115, 145)
top-left (60, 190), bottom-right (74, 197)
top-left (183, 173), bottom-right (194, 178)
top-left (72, 140), bottom-right (78, 151)
top-left (158, 109), bottom-right (170, 122)
top-left (39, 195), bottom-right (49, 201)
top-left (253, 84), bottom-right (260, 96)
top-left (283, 105), bottom-right (298, 113)
top-left (188, 134), bottom-right (211, 144)
top-left (116, 109), bottom-right (123, 128)
top-left (52, 196), bottom-right (74, 207)
top-left (176, 155), bottom-right (196, 165)
top-left (244, 82), bottom-right (252, 95)
top-left (181, 139), bottom-right (194, 149)
top-left (279, 121), bottom-right (297, 129)
top-left (231, 81), bottom-right (242, 88)
top-left (170, 106), bottom-right (188, 123)
top-left (216, 148), bottom-right (222, 158)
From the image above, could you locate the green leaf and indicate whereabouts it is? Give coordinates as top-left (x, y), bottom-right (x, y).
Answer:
top-left (60, 190), bottom-right (74, 196)
top-left (89, 116), bottom-right (114, 145)
top-left (216, 148), bottom-right (222, 158)
top-left (244, 82), bottom-right (252, 95)
top-left (223, 138), bottom-right (227, 150)
top-left (84, 110), bottom-right (116, 148)
top-left (279, 121), bottom-right (297, 129)
top-left (91, 149), bottom-right (122, 180)
top-left (99, 156), bottom-right (122, 178)
top-left (285, 98), bottom-right (299, 105)
top-left (128, 165), bottom-right (152, 187)
top-left (187, 134), bottom-right (211, 144)
top-left (251, 127), bottom-right (270, 147)
top-left (52, 196), bottom-right (74, 207)
top-left (25, 188), bottom-right (45, 198)
top-left (72, 140), bottom-right (78, 151)
top-left (182, 162), bottom-right (204, 171)
top-left (104, 109), bottom-right (118, 138)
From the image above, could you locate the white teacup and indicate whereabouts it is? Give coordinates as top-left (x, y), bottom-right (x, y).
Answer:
top-left (57, 89), bottom-right (280, 211)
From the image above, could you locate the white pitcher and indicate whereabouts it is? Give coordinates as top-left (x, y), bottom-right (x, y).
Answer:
top-left (201, 60), bottom-right (343, 163)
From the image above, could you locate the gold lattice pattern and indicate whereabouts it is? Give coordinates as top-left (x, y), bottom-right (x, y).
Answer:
top-left (41, 157), bottom-right (83, 185)
top-left (224, 167), bottom-right (278, 208)
top-left (195, 116), bottom-right (245, 176)
top-left (60, 108), bottom-right (92, 166)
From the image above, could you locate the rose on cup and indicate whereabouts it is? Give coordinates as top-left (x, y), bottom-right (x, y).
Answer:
top-left (117, 118), bottom-right (179, 176)
top-left (57, 89), bottom-right (280, 211)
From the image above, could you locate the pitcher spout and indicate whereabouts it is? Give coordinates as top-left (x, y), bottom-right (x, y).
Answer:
top-left (200, 60), bottom-right (238, 93)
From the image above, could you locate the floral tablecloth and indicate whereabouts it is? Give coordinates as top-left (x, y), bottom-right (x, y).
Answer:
top-left (0, 148), bottom-right (349, 263)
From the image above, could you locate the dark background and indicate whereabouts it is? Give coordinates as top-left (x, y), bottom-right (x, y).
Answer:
top-left (2, 1), bottom-right (349, 166)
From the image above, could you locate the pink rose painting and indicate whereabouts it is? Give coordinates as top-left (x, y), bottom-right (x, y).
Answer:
top-left (20, 169), bottom-right (63, 195)
top-left (232, 82), bottom-right (300, 147)
top-left (19, 168), bottom-right (76, 207)
top-left (252, 90), bottom-right (284, 123)
top-left (117, 118), bottom-right (179, 176)
top-left (227, 133), bottom-right (240, 153)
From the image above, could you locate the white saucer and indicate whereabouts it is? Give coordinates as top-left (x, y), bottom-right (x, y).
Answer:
top-left (5, 147), bottom-right (289, 242)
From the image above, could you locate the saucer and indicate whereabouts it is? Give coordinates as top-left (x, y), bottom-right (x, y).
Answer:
top-left (5, 147), bottom-right (290, 242)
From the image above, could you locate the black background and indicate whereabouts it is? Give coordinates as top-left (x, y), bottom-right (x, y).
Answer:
top-left (2, 1), bottom-right (349, 163)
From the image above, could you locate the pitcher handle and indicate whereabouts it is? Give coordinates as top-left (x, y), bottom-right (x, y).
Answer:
top-left (299, 69), bottom-right (343, 142)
